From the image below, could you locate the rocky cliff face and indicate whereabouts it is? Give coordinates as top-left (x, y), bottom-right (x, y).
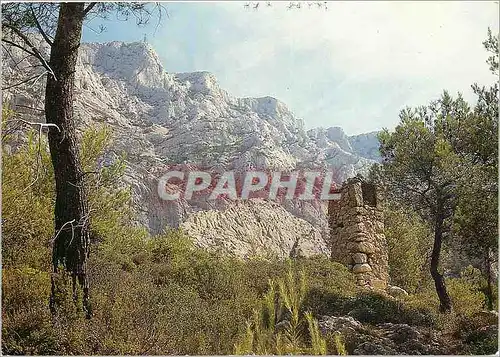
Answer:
top-left (307, 127), bottom-right (378, 179)
top-left (349, 131), bottom-right (382, 161)
top-left (3, 38), bottom-right (381, 258)
top-left (181, 199), bottom-right (329, 258)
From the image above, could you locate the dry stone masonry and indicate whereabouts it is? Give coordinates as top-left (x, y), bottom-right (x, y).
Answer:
top-left (328, 177), bottom-right (389, 288)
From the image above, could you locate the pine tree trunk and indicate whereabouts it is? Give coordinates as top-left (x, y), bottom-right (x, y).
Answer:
top-left (430, 211), bottom-right (452, 313)
top-left (45, 3), bottom-right (90, 318)
top-left (484, 249), bottom-right (494, 311)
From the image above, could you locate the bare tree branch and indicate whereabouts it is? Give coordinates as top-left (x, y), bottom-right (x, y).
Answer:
top-left (1, 38), bottom-right (36, 57)
top-left (84, 22), bottom-right (105, 35)
top-left (5, 118), bottom-right (61, 132)
top-left (30, 5), bottom-right (53, 46)
top-left (3, 117), bottom-right (60, 192)
top-left (11, 104), bottom-right (45, 113)
top-left (83, 2), bottom-right (97, 16)
top-left (153, 3), bottom-right (169, 35)
top-left (2, 23), bottom-right (56, 80)
top-left (51, 219), bottom-right (76, 244)
top-left (22, 122), bottom-right (45, 192)
top-left (11, 53), bottom-right (32, 69)
top-left (2, 71), bottom-right (47, 90)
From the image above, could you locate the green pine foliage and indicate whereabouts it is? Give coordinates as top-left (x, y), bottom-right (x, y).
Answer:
top-left (384, 203), bottom-right (433, 293)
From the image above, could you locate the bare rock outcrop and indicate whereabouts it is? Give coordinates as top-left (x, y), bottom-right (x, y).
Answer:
top-left (319, 316), bottom-right (449, 355)
top-left (181, 199), bottom-right (330, 258)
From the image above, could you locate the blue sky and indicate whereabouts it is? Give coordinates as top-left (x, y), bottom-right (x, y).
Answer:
top-left (83, 1), bottom-right (499, 135)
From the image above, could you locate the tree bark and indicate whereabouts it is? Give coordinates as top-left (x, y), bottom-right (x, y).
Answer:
top-left (430, 207), bottom-right (452, 313)
top-left (45, 3), bottom-right (90, 318)
top-left (484, 249), bottom-right (494, 311)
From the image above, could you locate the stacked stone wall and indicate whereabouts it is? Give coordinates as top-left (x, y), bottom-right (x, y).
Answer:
top-left (329, 177), bottom-right (389, 288)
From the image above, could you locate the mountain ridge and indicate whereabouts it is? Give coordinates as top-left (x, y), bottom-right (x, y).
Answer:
top-left (3, 38), bottom-right (381, 258)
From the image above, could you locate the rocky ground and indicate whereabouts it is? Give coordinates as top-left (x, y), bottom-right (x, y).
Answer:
top-left (320, 315), bottom-right (448, 354)
top-left (319, 310), bottom-right (499, 355)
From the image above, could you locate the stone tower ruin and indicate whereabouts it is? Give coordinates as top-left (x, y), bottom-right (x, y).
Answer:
top-left (328, 176), bottom-right (389, 289)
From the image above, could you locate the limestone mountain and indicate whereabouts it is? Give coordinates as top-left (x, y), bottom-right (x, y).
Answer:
top-left (3, 38), bottom-right (380, 258)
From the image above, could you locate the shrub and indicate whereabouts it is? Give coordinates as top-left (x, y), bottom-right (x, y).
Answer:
top-left (407, 274), bottom-right (486, 319)
top-left (384, 204), bottom-right (432, 293)
top-left (301, 258), bottom-right (357, 317)
top-left (234, 263), bottom-right (330, 355)
top-left (456, 313), bottom-right (499, 355)
top-left (447, 277), bottom-right (487, 318)
top-left (342, 291), bottom-right (435, 327)
top-left (2, 127), bottom-right (54, 271)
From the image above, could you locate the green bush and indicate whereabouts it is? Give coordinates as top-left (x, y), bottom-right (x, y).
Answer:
top-left (406, 273), bottom-right (487, 321)
top-left (342, 291), bottom-right (435, 327)
top-left (301, 258), bottom-right (358, 317)
top-left (405, 272), bottom-right (492, 352)
top-left (3, 108), bottom-right (495, 355)
top-left (234, 263), bottom-right (331, 355)
top-left (456, 312), bottom-right (499, 355)
top-left (447, 277), bottom-right (487, 318)
top-left (384, 204), bottom-right (432, 293)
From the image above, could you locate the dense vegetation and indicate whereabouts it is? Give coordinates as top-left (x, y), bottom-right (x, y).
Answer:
top-left (2, 105), bottom-right (497, 354)
top-left (1, 117), bottom-right (353, 354)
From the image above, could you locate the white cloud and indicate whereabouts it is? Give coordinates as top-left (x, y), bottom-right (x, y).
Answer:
top-left (220, 1), bottom-right (498, 81)
top-left (152, 1), bottom-right (499, 134)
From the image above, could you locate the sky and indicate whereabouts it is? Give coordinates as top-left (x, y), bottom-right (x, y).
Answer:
top-left (83, 1), bottom-right (499, 136)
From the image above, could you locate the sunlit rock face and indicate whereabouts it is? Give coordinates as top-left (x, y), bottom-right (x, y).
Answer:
top-left (2, 39), bottom-right (380, 258)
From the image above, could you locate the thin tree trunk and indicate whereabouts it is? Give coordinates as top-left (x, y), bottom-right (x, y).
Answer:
top-left (45, 3), bottom-right (90, 318)
top-left (484, 249), bottom-right (494, 311)
top-left (430, 210), bottom-right (452, 313)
